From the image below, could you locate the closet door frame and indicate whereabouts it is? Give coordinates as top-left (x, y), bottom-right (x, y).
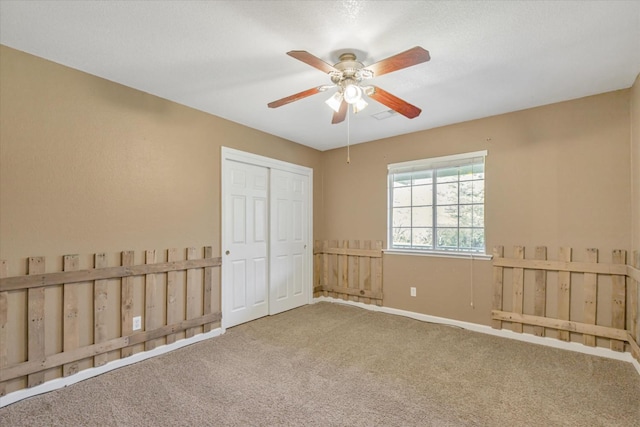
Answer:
top-left (220, 147), bottom-right (313, 329)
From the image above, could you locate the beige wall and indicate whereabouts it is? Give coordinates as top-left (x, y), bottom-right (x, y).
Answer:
top-left (321, 90), bottom-right (632, 325)
top-left (0, 45), bottom-right (324, 271)
top-left (0, 46), bottom-right (326, 393)
top-left (0, 44), bottom-right (635, 347)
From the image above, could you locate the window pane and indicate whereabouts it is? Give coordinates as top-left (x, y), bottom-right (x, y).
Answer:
top-left (436, 182), bottom-right (458, 205)
top-left (392, 228), bottom-right (411, 246)
top-left (472, 205), bottom-right (484, 227)
top-left (473, 163), bottom-right (484, 180)
top-left (393, 186), bottom-right (411, 207)
top-left (459, 205), bottom-right (473, 227)
top-left (436, 168), bottom-right (458, 183)
top-left (436, 205), bottom-right (458, 227)
top-left (436, 228), bottom-right (458, 250)
top-left (472, 180), bottom-right (484, 203)
top-left (393, 172), bottom-right (412, 187)
top-left (412, 170), bottom-right (432, 185)
top-left (392, 207), bottom-right (411, 227)
top-left (459, 228), bottom-right (472, 248)
top-left (472, 228), bottom-right (485, 250)
top-left (412, 228), bottom-right (433, 247)
top-left (459, 181), bottom-right (473, 204)
top-left (412, 206), bottom-right (432, 227)
top-left (388, 154), bottom-right (485, 254)
top-left (412, 184), bottom-right (432, 206)
top-left (459, 164), bottom-right (474, 181)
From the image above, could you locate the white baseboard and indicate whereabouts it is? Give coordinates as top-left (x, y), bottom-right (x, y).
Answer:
top-left (0, 327), bottom-right (226, 408)
top-left (313, 296), bottom-right (640, 376)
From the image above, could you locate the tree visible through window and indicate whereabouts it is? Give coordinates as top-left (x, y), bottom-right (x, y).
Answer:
top-left (388, 151), bottom-right (486, 254)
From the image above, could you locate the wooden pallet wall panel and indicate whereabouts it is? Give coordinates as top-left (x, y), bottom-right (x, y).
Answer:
top-left (314, 240), bottom-right (383, 304)
top-left (0, 247), bottom-right (221, 396)
top-left (492, 245), bottom-right (636, 356)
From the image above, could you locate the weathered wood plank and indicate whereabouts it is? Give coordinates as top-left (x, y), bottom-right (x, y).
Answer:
top-left (185, 248), bottom-right (201, 338)
top-left (629, 333), bottom-right (640, 361)
top-left (582, 248), bottom-right (598, 347)
top-left (631, 251), bottom-right (639, 345)
top-left (340, 240), bottom-right (349, 301)
top-left (610, 250), bottom-right (626, 352)
top-left (203, 246), bottom-right (214, 333)
top-left (321, 286), bottom-right (383, 300)
top-left (372, 240), bottom-right (383, 304)
top-left (62, 255), bottom-right (80, 377)
top-left (627, 261), bottom-right (640, 282)
top-left (361, 240), bottom-right (373, 304)
top-left (348, 240), bottom-right (359, 302)
top-left (313, 240), bottom-right (322, 296)
top-left (491, 246), bottom-right (504, 330)
top-left (313, 247), bottom-right (382, 258)
top-left (0, 257), bottom-right (222, 292)
top-left (533, 247), bottom-right (547, 337)
top-left (328, 240), bottom-right (338, 299)
top-left (27, 257), bottom-right (46, 388)
top-left (120, 251), bottom-right (135, 358)
top-left (512, 246), bottom-right (525, 333)
top-left (557, 247), bottom-right (572, 341)
top-left (94, 253), bottom-right (109, 366)
top-left (492, 257), bottom-right (626, 275)
top-left (145, 250), bottom-right (164, 351)
top-left (0, 260), bottom-right (7, 396)
top-left (491, 310), bottom-right (629, 341)
top-left (166, 248), bottom-right (180, 344)
top-left (2, 312), bottom-right (221, 382)
top-left (322, 240), bottom-right (330, 298)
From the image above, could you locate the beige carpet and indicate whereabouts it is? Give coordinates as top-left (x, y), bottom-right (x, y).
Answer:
top-left (1, 302), bottom-right (639, 426)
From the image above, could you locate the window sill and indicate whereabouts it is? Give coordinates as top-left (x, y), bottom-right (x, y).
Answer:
top-left (383, 249), bottom-right (493, 260)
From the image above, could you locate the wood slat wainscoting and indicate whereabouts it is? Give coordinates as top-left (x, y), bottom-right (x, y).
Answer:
top-left (0, 247), bottom-right (221, 396)
top-left (313, 240), bottom-right (383, 306)
top-left (492, 246), bottom-right (640, 363)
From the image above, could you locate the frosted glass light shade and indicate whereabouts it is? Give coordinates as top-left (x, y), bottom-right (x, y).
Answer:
top-left (325, 92), bottom-right (343, 112)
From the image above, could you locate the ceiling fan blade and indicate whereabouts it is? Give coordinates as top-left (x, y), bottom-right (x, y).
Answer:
top-left (365, 46), bottom-right (430, 77)
top-left (368, 86), bottom-right (422, 119)
top-left (268, 87), bottom-right (322, 108)
top-left (287, 51), bottom-right (338, 74)
top-left (331, 100), bottom-right (348, 124)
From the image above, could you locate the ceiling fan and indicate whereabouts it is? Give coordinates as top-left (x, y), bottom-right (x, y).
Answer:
top-left (267, 46), bottom-right (430, 124)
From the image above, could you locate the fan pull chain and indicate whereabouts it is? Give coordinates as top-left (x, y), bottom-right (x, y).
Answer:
top-left (346, 107), bottom-right (351, 164)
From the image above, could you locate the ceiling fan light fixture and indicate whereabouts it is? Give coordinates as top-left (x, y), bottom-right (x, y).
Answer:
top-left (353, 98), bottom-right (368, 114)
top-left (325, 91), bottom-right (343, 113)
top-left (343, 84), bottom-right (362, 104)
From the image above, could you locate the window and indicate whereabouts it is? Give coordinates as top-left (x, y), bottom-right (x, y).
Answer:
top-left (388, 151), bottom-right (487, 255)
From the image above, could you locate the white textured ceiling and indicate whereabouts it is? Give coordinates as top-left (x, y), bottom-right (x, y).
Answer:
top-left (1, 1), bottom-right (639, 151)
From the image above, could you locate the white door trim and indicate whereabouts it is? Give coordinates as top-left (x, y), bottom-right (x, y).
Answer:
top-left (221, 147), bottom-right (313, 329)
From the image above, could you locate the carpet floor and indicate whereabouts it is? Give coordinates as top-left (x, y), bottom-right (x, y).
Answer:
top-left (1, 302), bottom-right (639, 426)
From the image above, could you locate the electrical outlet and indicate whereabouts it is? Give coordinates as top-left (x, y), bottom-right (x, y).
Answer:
top-left (410, 287), bottom-right (417, 297)
top-left (133, 316), bottom-right (142, 331)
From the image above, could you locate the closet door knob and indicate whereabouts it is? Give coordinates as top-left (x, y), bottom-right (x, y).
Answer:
top-left (225, 250), bottom-right (230, 255)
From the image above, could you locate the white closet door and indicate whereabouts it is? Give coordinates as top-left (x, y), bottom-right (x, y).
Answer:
top-left (269, 169), bottom-right (309, 315)
top-left (223, 160), bottom-right (269, 328)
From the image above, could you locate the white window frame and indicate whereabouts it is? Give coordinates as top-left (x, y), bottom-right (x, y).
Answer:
top-left (386, 150), bottom-right (490, 259)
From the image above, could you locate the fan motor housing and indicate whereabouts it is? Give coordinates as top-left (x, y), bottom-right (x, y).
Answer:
top-left (332, 53), bottom-right (366, 84)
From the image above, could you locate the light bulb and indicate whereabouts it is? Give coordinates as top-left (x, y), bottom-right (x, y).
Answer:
top-left (352, 98), bottom-right (368, 113)
top-left (343, 84), bottom-right (362, 104)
